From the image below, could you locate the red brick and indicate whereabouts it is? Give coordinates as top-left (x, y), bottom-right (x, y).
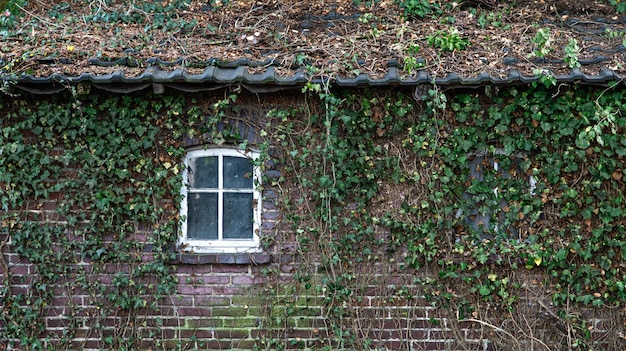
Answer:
top-left (358, 308), bottom-right (389, 319)
top-left (71, 340), bottom-right (103, 349)
top-left (167, 295), bottom-right (194, 308)
top-left (179, 329), bottom-right (214, 338)
top-left (374, 340), bottom-right (412, 350)
top-left (199, 339), bottom-right (231, 349)
top-left (211, 286), bottom-right (244, 295)
top-left (175, 265), bottom-right (196, 274)
top-left (138, 339), bottom-right (159, 349)
top-left (6, 254), bottom-right (20, 264)
top-left (194, 295), bottom-right (230, 307)
top-left (280, 265), bottom-right (295, 273)
top-left (177, 285), bottom-right (212, 295)
top-left (368, 328), bottom-right (427, 340)
top-left (8, 264), bottom-right (30, 275)
top-left (232, 275), bottom-right (255, 285)
top-left (289, 329), bottom-right (330, 339)
top-left (169, 295), bottom-right (194, 307)
top-left (177, 307), bottom-right (211, 317)
top-left (229, 339), bottom-right (258, 349)
top-left (429, 329), bottom-right (452, 340)
top-left (213, 329), bottom-right (250, 339)
top-left (45, 318), bottom-right (73, 328)
top-left (464, 328), bottom-right (490, 340)
top-left (44, 307), bottom-right (68, 317)
top-left (414, 341), bottom-right (447, 350)
top-left (212, 265), bottom-right (249, 273)
top-left (189, 276), bottom-right (231, 285)
top-left (39, 329), bottom-right (65, 338)
top-left (153, 318), bottom-right (186, 327)
top-left (9, 274), bottom-right (32, 286)
top-left (71, 328), bottom-right (97, 339)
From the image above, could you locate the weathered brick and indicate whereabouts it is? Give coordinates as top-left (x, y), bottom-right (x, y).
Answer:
top-left (212, 265), bottom-right (250, 274)
top-left (263, 200), bottom-right (277, 209)
top-left (261, 221), bottom-right (276, 231)
top-left (228, 339), bottom-right (258, 349)
top-left (212, 306), bottom-right (249, 317)
top-left (464, 327), bottom-right (490, 341)
top-left (70, 339), bottom-right (103, 349)
top-left (412, 341), bottom-right (447, 350)
top-left (230, 295), bottom-right (257, 306)
top-left (222, 317), bottom-right (260, 328)
top-left (265, 170), bottom-right (281, 179)
top-left (196, 253), bottom-right (219, 264)
top-left (368, 328), bottom-right (427, 340)
top-left (195, 295), bottom-right (230, 306)
top-left (179, 328), bottom-right (214, 338)
top-left (213, 328), bottom-right (251, 339)
top-left (8, 264), bottom-right (29, 275)
top-left (45, 317), bottom-right (73, 328)
top-left (198, 339), bottom-right (235, 349)
top-left (158, 339), bottom-right (193, 350)
top-left (295, 317), bottom-right (327, 328)
top-left (262, 211), bottom-right (279, 220)
top-left (140, 327), bottom-right (176, 339)
top-left (186, 264), bottom-right (213, 274)
top-left (169, 295), bottom-right (195, 307)
top-left (156, 318), bottom-right (187, 327)
top-left (232, 275), bottom-right (255, 285)
top-left (263, 190), bottom-right (278, 200)
top-left (177, 284), bottom-right (213, 295)
top-left (428, 329), bottom-right (453, 341)
top-left (184, 318), bottom-right (222, 328)
top-left (294, 295), bottom-right (323, 307)
top-left (177, 307), bottom-right (211, 317)
top-left (211, 286), bottom-right (245, 295)
top-left (197, 276), bottom-right (232, 285)
top-left (44, 307), bottom-right (68, 317)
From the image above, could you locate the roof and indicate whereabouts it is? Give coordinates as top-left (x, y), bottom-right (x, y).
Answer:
top-left (1, 0), bottom-right (626, 94)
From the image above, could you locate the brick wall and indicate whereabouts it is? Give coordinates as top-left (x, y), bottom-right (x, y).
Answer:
top-left (1, 92), bottom-right (624, 351)
top-left (4, 250), bottom-right (622, 350)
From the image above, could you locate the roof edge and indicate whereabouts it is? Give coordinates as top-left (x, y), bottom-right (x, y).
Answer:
top-left (2, 67), bottom-right (624, 95)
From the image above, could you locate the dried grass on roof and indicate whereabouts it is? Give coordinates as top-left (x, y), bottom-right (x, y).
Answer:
top-left (1, 0), bottom-right (625, 79)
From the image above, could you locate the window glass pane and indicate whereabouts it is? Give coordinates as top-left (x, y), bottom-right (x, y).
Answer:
top-left (223, 193), bottom-right (254, 239)
top-left (187, 193), bottom-right (218, 240)
top-left (188, 156), bottom-right (218, 189)
top-left (223, 156), bottom-right (253, 189)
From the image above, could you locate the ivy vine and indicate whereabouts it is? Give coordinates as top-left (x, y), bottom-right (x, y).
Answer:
top-left (0, 92), bottom-right (195, 350)
top-left (1, 81), bottom-right (625, 350)
top-left (262, 82), bottom-right (626, 350)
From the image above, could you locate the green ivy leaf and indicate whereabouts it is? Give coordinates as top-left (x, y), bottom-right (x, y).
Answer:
top-left (576, 131), bottom-right (590, 149)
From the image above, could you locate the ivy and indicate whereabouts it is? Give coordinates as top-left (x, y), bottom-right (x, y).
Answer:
top-left (268, 82), bottom-right (626, 349)
top-left (2, 81), bottom-right (626, 350)
top-left (0, 92), bottom-right (191, 350)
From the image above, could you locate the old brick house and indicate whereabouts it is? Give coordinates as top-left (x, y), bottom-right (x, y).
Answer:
top-left (2, 1), bottom-right (626, 350)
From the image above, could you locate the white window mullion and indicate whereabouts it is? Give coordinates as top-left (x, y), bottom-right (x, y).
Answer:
top-left (180, 147), bottom-right (262, 253)
top-left (218, 154), bottom-right (223, 241)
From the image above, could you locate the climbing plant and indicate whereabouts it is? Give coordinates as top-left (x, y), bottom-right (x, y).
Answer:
top-left (1, 81), bottom-right (626, 350)
top-left (0, 91), bottom-right (198, 350)
top-left (255, 82), bottom-right (626, 350)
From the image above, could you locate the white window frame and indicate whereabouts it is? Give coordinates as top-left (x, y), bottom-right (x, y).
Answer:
top-left (179, 147), bottom-right (262, 253)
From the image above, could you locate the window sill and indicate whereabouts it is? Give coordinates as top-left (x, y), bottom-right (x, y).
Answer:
top-left (171, 252), bottom-right (272, 265)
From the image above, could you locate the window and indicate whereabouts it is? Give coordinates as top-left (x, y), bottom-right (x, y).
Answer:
top-left (179, 148), bottom-right (261, 253)
top-left (457, 150), bottom-right (536, 239)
